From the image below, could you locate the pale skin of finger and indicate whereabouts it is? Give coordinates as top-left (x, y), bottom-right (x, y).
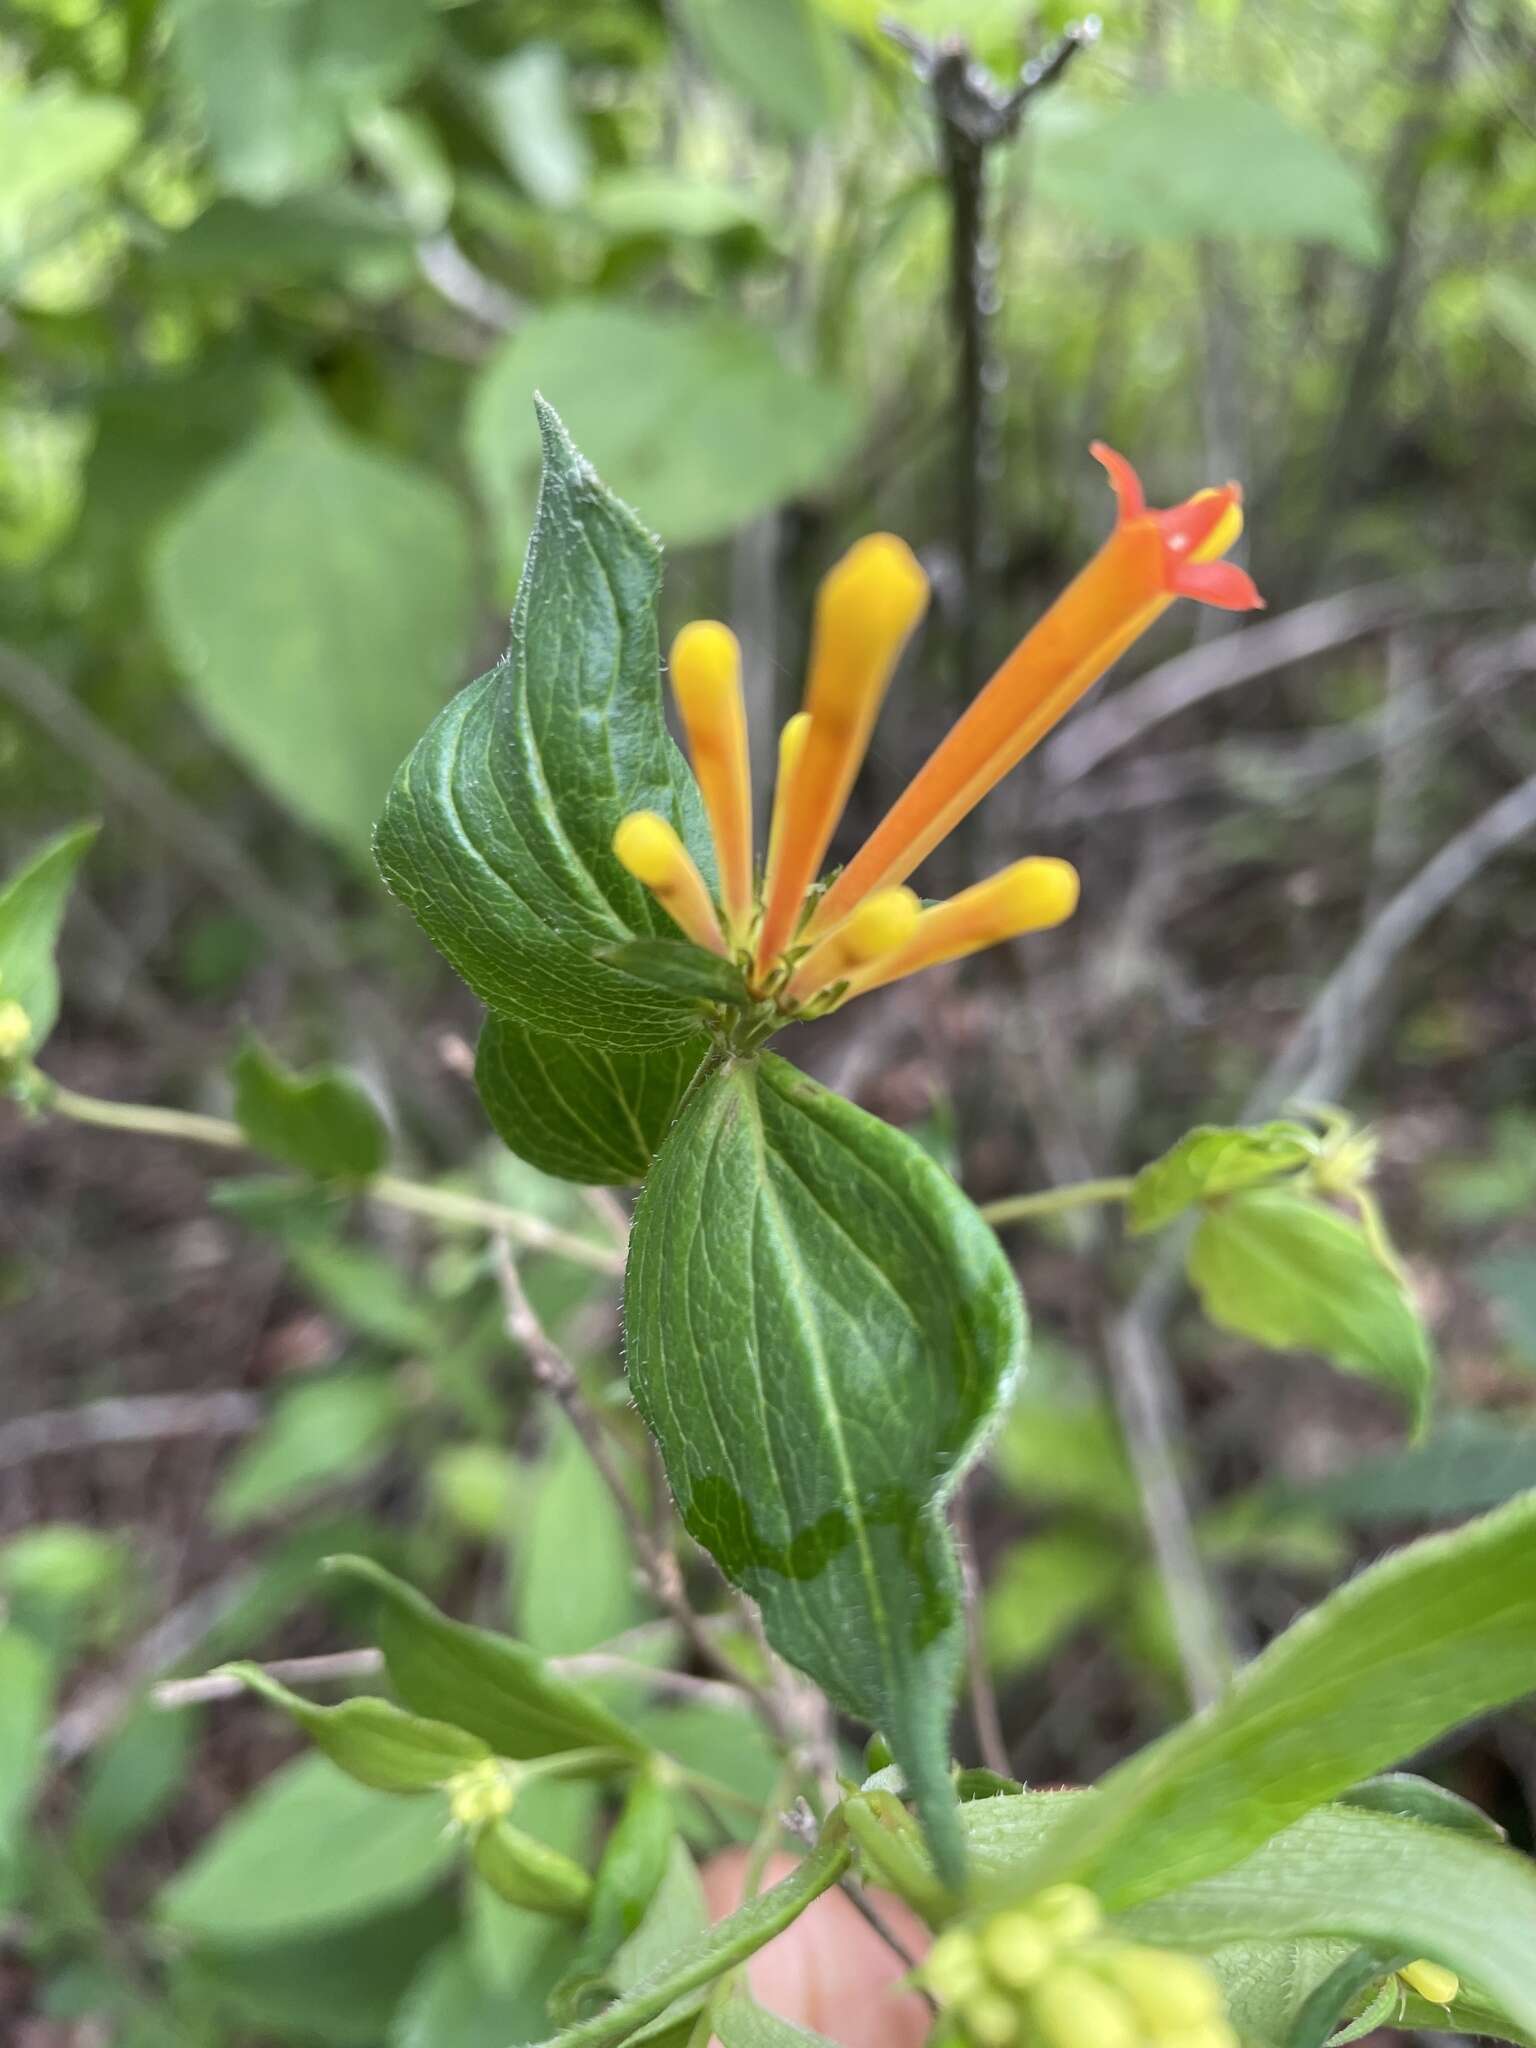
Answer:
top-left (700, 1849), bottom-right (933, 2048)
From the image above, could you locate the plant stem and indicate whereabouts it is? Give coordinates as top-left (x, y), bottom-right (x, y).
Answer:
top-left (35, 1076), bottom-right (624, 1274)
top-left (979, 1175), bottom-right (1133, 1225)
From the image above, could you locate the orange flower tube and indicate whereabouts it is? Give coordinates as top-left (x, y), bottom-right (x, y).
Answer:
top-left (838, 857), bottom-right (1080, 1002)
top-left (807, 447), bottom-right (1261, 941)
top-left (612, 812), bottom-right (727, 955)
top-left (754, 535), bottom-right (928, 978)
top-left (670, 621), bottom-right (753, 934)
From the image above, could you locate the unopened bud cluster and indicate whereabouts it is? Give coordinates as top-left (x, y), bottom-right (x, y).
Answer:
top-left (924, 1885), bottom-right (1235, 2048)
top-left (446, 1757), bottom-right (517, 1830)
top-left (0, 998), bottom-right (32, 1064)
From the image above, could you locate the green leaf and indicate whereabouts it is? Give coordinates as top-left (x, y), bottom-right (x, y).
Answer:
top-left (1284, 1410), bottom-right (1536, 1524)
top-left (599, 941), bottom-right (753, 1009)
top-left (714, 1992), bottom-right (840, 2048)
top-left (1125, 1805), bottom-right (1536, 2039)
top-left (0, 81), bottom-right (137, 280)
top-left (0, 821), bottom-right (97, 1058)
top-left (1339, 1772), bottom-right (1505, 1844)
top-left (467, 306), bottom-right (861, 558)
top-left (1127, 1122), bottom-right (1316, 1235)
top-left (472, 1818), bottom-right (595, 1918)
top-left (518, 1416), bottom-right (642, 1660)
top-left (529, 1835), bottom-right (849, 2048)
top-left (153, 406), bottom-right (471, 857)
top-left (231, 1035), bottom-right (389, 1181)
top-left (472, 45), bottom-right (592, 208)
top-left (672, 0), bottom-right (850, 137)
top-left (476, 1015), bottom-right (709, 1186)
top-left (1476, 1250), bottom-right (1536, 1369)
top-left (1187, 1191), bottom-right (1433, 1431)
top-left (158, 1752), bottom-right (459, 1944)
top-left (287, 1239), bottom-right (441, 1351)
top-left (983, 1529), bottom-right (1127, 1675)
top-left (981, 1489), bottom-right (1536, 1912)
top-left (585, 172), bottom-right (764, 241)
top-left (553, 1775), bottom-right (676, 2018)
top-left (1032, 91), bottom-right (1385, 261)
top-left (0, 1630), bottom-right (51, 1884)
top-left (378, 401), bottom-right (712, 1053)
top-left (211, 1374), bottom-right (402, 1531)
top-left (219, 1662), bottom-right (491, 1791)
top-left (328, 1556), bottom-right (648, 1761)
top-left (393, 1934), bottom-right (571, 2048)
top-left (73, 1703), bottom-right (195, 1874)
top-left (626, 1052), bottom-right (1024, 1885)
top-left (167, 0), bottom-right (436, 202)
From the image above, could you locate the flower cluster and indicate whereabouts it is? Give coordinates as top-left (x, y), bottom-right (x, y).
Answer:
top-left (613, 444), bottom-right (1261, 1018)
top-left (923, 1885), bottom-right (1236, 2048)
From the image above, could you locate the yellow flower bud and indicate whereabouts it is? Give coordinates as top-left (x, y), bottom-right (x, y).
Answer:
top-left (926, 1929), bottom-right (987, 2005)
top-left (0, 999), bottom-right (31, 1061)
top-left (1156, 2019), bottom-right (1241, 2048)
top-left (1031, 1884), bottom-right (1103, 1944)
top-left (1399, 1960), bottom-right (1459, 2006)
top-left (446, 1758), bottom-right (516, 1830)
top-left (1031, 1962), bottom-right (1141, 2048)
top-left (1103, 1947), bottom-right (1225, 2031)
top-left (980, 1910), bottom-right (1055, 1990)
top-left (963, 1990), bottom-right (1022, 2047)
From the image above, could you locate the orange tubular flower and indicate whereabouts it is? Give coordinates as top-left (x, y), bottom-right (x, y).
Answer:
top-left (611, 444), bottom-right (1262, 1020)
top-left (806, 445), bottom-right (1261, 942)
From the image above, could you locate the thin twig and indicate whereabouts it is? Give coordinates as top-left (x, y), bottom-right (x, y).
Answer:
top-left (953, 1491), bottom-right (1010, 1778)
top-left (0, 1391), bottom-right (260, 1472)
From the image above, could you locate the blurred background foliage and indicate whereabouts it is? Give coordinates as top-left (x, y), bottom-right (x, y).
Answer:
top-left (4, 0), bottom-right (1536, 2042)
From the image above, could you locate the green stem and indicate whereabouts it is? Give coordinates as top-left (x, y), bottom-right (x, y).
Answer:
top-left (36, 1077), bottom-right (624, 1274)
top-left (979, 1175), bottom-right (1134, 1226)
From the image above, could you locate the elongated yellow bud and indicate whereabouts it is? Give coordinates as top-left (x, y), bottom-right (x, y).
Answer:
top-left (785, 886), bottom-right (920, 1002)
top-left (1399, 1960), bottom-right (1459, 2006)
top-left (839, 857), bottom-right (1079, 1001)
top-left (1031, 1963), bottom-right (1139, 2048)
top-left (612, 811), bottom-right (727, 955)
top-left (755, 535), bottom-right (928, 977)
top-left (670, 621), bottom-right (753, 931)
top-left (1102, 1947), bottom-right (1224, 2031)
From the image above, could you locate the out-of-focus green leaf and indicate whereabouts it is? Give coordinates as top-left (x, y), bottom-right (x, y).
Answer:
top-left (0, 82), bottom-right (137, 281)
top-left (554, 1774), bottom-right (676, 2018)
top-left (472, 1817), bottom-right (594, 1918)
top-left (472, 45), bottom-right (591, 209)
top-left (287, 1238), bottom-right (441, 1350)
top-left (157, 1752), bottom-right (459, 1944)
top-left (220, 1663), bottom-right (490, 1791)
top-left (673, 0), bottom-right (850, 137)
top-left (231, 1035), bottom-right (389, 1181)
top-left (1488, 273), bottom-right (1536, 366)
top-left (1281, 1410), bottom-right (1536, 1524)
top-left (992, 1382), bottom-right (1137, 1520)
top-left (393, 1934), bottom-right (570, 2048)
top-left (153, 406), bottom-right (470, 856)
top-left (984, 1529), bottom-right (1127, 1673)
top-left (1127, 1121), bottom-right (1316, 1234)
top-left (329, 1555), bottom-right (648, 1761)
top-left (477, 1016), bottom-right (710, 1187)
top-left (0, 1630), bottom-right (51, 1886)
top-left (1033, 91), bottom-right (1384, 260)
top-left (73, 1703), bottom-right (196, 1874)
top-left (1476, 1251), bottom-right (1536, 1369)
top-left (1187, 1191), bottom-right (1433, 1430)
top-left (980, 1490), bottom-right (1536, 1912)
top-left (467, 305), bottom-right (861, 556)
top-left (517, 1415), bottom-right (642, 1658)
top-left (212, 1374), bottom-right (401, 1530)
top-left (585, 172), bottom-right (764, 240)
top-left (0, 821), bottom-right (97, 1059)
top-left (1340, 1772), bottom-right (1505, 1844)
top-left (628, 1053), bottom-right (1024, 1886)
top-left (167, 0), bottom-right (436, 202)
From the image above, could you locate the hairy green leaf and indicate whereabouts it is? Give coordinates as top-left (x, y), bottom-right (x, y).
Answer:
top-left (378, 401), bottom-right (712, 1051)
top-left (154, 406), bottom-right (470, 855)
top-left (627, 1053), bottom-right (1024, 1883)
top-left (231, 1035), bottom-right (388, 1181)
top-left (1187, 1190), bottom-right (1433, 1429)
top-left (219, 1662), bottom-right (490, 1792)
top-left (599, 940), bottom-right (753, 1008)
top-left (1127, 1121), bottom-right (1315, 1235)
top-left (1125, 1806), bottom-right (1536, 2038)
top-left (981, 1490), bottom-right (1536, 1910)
top-left (0, 820), bottom-right (96, 1059)
top-left (327, 1556), bottom-right (647, 1761)
top-left (477, 1014), bottom-right (708, 1185)
top-left (1340, 1772), bottom-right (1505, 1844)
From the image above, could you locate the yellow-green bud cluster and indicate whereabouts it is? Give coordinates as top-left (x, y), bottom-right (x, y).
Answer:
top-left (0, 999), bottom-right (32, 1064)
top-left (446, 1757), bottom-right (518, 1830)
top-left (924, 1886), bottom-right (1236, 2048)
